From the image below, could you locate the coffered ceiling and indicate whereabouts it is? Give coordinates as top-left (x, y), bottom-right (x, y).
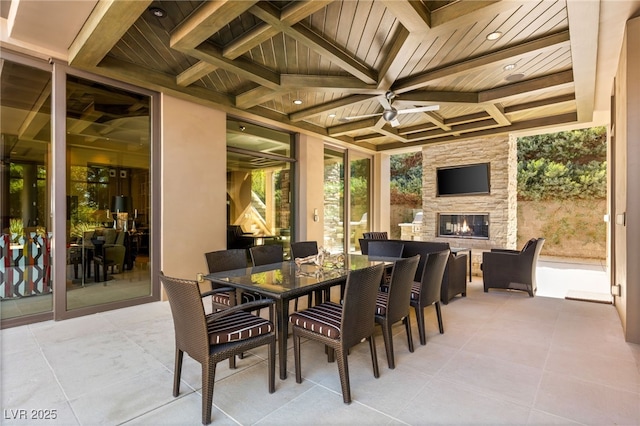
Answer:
top-left (4, 1), bottom-right (640, 151)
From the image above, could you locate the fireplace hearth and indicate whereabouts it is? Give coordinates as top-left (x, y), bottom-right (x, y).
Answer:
top-left (438, 214), bottom-right (489, 239)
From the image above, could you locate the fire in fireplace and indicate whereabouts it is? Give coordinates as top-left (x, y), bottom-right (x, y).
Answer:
top-left (438, 213), bottom-right (489, 239)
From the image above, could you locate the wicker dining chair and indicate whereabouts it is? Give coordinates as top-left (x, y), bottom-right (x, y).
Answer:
top-left (290, 241), bottom-right (319, 308)
top-left (290, 241), bottom-right (318, 259)
top-left (374, 255), bottom-right (420, 369)
top-left (410, 250), bottom-right (450, 345)
top-left (160, 273), bottom-right (276, 425)
top-left (204, 249), bottom-right (249, 311)
top-left (363, 231), bottom-right (389, 240)
top-left (367, 241), bottom-right (404, 258)
top-left (289, 263), bottom-right (385, 403)
top-left (249, 244), bottom-right (284, 266)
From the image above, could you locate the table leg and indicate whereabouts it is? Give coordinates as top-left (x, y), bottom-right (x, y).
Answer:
top-left (276, 298), bottom-right (290, 380)
top-left (468, 249), bottom-right (472, 282)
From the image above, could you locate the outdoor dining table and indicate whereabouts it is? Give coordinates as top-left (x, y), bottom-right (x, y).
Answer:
top-left (205, 253), bottom-right (394, 379)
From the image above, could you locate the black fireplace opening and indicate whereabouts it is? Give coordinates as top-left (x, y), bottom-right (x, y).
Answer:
top-left (438, 213), bottom-right (489, 239)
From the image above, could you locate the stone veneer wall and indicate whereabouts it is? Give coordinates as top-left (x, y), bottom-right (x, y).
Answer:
top-left (422, 135), bottom-right (518, 275)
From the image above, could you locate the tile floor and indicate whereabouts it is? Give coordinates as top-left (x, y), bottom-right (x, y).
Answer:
top-left (2, 272), bottom-right (639, 425)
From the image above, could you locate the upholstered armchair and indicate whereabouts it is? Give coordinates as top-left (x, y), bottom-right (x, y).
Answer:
top-left (482, 238), bottom-right (545, 297)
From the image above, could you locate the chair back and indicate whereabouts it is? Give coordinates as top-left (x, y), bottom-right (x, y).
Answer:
top-left (250, 244), bottom-right (284, 266)
top-left (524, 238), bottom-right (545, 288)
top-left (368, 241), bottom-right (404, 258)
top-left (290, 241), bottom-right (318, 259)
top-left (363, 231), bottom-right (388, 240)
top-left (205, 248), bottom-right (248, 273)
top-left (385, 255), bottom-right (420, 323)
top-left (417, 250), bottom-right (449, 307)
top-left (341, 264), bottom-right (385, 348)
top-left (159, 273), bottom-right (210, 364)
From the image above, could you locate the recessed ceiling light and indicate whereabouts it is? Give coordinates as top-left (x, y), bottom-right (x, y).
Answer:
top-left (505, 73), bottom-right (525, 82)
top-left (503, 64), bottom-right (516, 71)
top-left (293, 99), bottom-right (303, 105)
top-left (486, 31), bottom-right (502, 41)
top-left (149, 7), bottom-right (166, 18)
top-left (328, 113), bottom-right (336, 118)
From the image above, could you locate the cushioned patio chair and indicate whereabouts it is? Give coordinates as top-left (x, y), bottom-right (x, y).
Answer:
top-left (160, 273), bottom-right (276, 425)
top-left (482, 237), bottom-right (545, 297)
top-left (374, 255), bottom-right (420, 369)
top-left (289, 263), bottom-right (384, 403)
top-left (411, 250), bottom-right (449, 345)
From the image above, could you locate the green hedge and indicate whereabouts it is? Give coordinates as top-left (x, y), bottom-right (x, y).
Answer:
top-left (517, 127), bottom-right (607, 200)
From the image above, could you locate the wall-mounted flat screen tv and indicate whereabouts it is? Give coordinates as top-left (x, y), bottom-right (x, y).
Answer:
top-left (436, 163), bottom-right (490, 196)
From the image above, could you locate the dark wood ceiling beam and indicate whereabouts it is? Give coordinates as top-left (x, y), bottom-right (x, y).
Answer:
top-left (503, 93), bottom-right (576, 114)
top-left (381, 112), bottom-right (578, 150)
top-left (374, 124), bottom-right (409, 142)
top-left (235, 86), bottom-right (284, 109)
top-left (380, 0), bottom-right (431, 31)
top-left (394, 30), bottom-right (571, 93)
top-left (225, 1), bottom-right (331, 59)
top-left (290, 94), bottom-right (374, 122)
top-left (479, 69), bottom-right (574, 103)
top-left (176, 61), bottom-right (219, 87)
top-left (429, 1), bottom-right (504, 28)
top-left (444, 111), bottom-right (491, 126)
top-left (327, 118), bottom-right (379, 136)
top-left (189, 43), bottom-right (281, 90)
top-left (483, 104), bottom-right (511, 126)
top-left (280, 75), bottom-right (379, 90)
top-left (394, 90), bottom-right (479, 105)
top-left (249, 2), bottom-right (377, 85)
top-left (170, 1), bottom-right (257, 50)
top-left (69, 0), bottom-right (152, 68)
top-left (377, 28), bottom-right (423, 91)
top-left (93, 56), bottom-right (235, 108)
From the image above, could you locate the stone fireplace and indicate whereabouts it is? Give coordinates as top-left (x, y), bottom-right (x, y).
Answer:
top-left (421, 135), bottom-right (518, 275)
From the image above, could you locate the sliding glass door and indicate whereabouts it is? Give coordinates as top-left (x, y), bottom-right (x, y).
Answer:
top-left (323, 148), bottom-right (371, 254)
top-left (64, 75), bottom-right (152, 310)
top-left (1, 58), bottom-right (53, 322)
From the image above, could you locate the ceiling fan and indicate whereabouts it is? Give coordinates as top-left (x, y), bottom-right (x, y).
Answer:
top-left (339, 91), bottom-right (439, 127)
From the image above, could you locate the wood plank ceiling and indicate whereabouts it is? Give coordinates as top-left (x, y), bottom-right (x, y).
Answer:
top-left (68, 0), bottom-right (587, 151)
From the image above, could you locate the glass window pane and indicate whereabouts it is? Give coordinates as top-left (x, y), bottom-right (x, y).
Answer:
top-left (350, 155), bottom-right (370, 252)
top-left (226, 123), bottom-right (293, 256)
top-left (65, 75), bottom-right (151, 309)
top-left (1, 60), bottom-right (53, 320)
top-left (323, 149), bottom-right (344, 253)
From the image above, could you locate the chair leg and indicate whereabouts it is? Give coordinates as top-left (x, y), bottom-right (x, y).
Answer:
top-left (268, 338), bottom-right (276, 393)
top-left (202, 359), bottom-right (216, 425)
top-left (435, 301), bottom-right (444, 334)
top-left (404, 316), bottom-right (414, 353)
top-left (173, 348), bottom-right (183, 397)
top-left (335, 347), bottom-right (351, 404)
top-left (380, 320), bottom-right (395, 369)
top-left (293, 331), bottom-right (303, 384)
top-left (414, 305), bottom-right (427, 345)
top-left (368, 335), bottom-right (380, 379)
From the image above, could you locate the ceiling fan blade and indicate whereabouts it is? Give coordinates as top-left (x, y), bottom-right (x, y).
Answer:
top-left (390, 118), bottom-right (401, 127)
top-left (339, 112), bottom-right (382, 121)
top-left (396, 105), bottom-right (440, 114)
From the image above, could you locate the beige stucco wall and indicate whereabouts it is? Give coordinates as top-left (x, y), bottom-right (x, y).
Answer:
top-left (297, 133), bottom-right (325, 244)
top-left (613, 16), bottom-right (640, 343)
top-left (160, 95), bottom-right (227, 280)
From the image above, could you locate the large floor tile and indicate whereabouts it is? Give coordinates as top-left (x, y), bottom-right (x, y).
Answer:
top-left (535, 372), bottom-right (640, 425)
